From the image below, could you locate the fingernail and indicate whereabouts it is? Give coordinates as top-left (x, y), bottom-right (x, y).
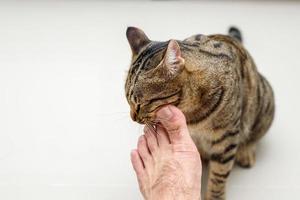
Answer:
top-left (157, 105), bottom-right (173, 120)
top-left (130, 150), bottom-right (138, 161)
top-left (130, 149), bottom-right (136, 156)
top-left (138, 135), bottom-right (145, 141)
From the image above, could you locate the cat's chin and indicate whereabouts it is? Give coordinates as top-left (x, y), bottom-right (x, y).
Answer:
top-left (134, 114), bottom-right (155, 125)
top-left (136, 100), bottom-right (181, 125)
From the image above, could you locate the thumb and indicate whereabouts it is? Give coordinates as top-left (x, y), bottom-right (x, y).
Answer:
top-left (156, 105), bottom-right (191, 143)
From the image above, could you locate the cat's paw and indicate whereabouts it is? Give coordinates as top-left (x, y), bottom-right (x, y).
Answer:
top-left (235, 145), bottom-right (256, 168)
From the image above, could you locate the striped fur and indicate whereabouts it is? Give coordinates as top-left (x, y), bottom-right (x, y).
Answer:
top-left (125, 27), bottom-right (275, 200)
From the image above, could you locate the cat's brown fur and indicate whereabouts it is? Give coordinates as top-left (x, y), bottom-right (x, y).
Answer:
top-left (125, 27), bottom-right (275, 200)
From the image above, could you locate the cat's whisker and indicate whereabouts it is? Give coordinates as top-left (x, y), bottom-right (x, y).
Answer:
top-left (146, 121), bottom-right (157, 128)
top-left (111, 115), bottom-right (131, 122)
top-left (98, 112), bottom-right (128, 117)
top-left (151, 119), bottom-right (160, 124)
top-left (145, 122), bottom-right (157, 134)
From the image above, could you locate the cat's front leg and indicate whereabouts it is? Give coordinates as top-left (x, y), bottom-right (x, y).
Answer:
top-left (205, 130), bottom-right (239, 200)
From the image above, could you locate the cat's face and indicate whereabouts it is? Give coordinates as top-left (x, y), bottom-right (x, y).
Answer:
top-left (125, 27), bottom-right (185, 124)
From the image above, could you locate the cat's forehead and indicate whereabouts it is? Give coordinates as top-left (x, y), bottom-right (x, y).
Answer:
top-left (133, 41), bottom-right (168, 62)
top-left (130, 41), bottom-right (168, 74)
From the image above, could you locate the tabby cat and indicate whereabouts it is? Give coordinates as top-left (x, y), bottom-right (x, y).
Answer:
top-left (125, 26), bottom-right (275, 200)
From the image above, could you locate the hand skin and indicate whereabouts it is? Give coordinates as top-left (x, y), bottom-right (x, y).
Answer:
top-left (130, 105), bottom-right (202, 200)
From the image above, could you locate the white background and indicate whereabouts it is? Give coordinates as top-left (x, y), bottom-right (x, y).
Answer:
top-left (0, 1), bottom-right (300, 200)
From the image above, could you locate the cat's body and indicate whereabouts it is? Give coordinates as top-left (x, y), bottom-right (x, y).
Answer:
top-left (125, 27), bottom-right (275, 200)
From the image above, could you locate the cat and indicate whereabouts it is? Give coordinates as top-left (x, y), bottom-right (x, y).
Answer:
top-left (125, 26), bottom-right (275, 200)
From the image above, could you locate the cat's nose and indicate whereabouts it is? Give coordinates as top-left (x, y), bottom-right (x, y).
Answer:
top-left (130, 104), bottom-right (141, 122)
top-left (130, 109), bottom-right (137, 121)
top-left (130, 104), bottom-right (140, 121)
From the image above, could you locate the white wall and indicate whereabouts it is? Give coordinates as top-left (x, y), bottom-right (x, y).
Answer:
top-left (0, 1), bottom-right (300, 200)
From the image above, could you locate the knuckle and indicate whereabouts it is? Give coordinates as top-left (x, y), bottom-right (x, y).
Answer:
top-left (140, 153), bottom-right (148, 161)
top-left (148, 145), bottom-right (156, 153)
top-left (172, 143), bottom-right (196, 152)
top-left (146, 140), bottom-right (155, 149)
top-left (169, 114), bottom-right (185, 124)
top-left (144, 131), bottom-right (153, 140)
top-left (164, 116), bottom-right (187, 135)
top-left (144, 132), bottom-right (150, 139)
top-left (166, 124), bottom-right (182, 135)
top-left (139, 184), bottom-right (146, 194)
top-left (138, 136), bottom-right (146, 145)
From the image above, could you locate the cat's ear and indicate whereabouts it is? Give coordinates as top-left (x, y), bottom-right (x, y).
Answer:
top-left (163, 40), bottom-right (185, 75)
top-left (126, 27), bottom-right (150, 55)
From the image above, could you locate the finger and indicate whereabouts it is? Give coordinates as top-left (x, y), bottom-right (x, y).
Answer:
top-left (156, 125), bottom-right (170, 147)
top-left (156, 105), bottom-right (191, 144)
top-left (137, 135), bottom-right (153, 169)
top-left (130, 149), bottom-right (146, 188)
top-left (143, 126), bottom-right (158, 154)
top-left (130, 149), bottom-right (145, 177)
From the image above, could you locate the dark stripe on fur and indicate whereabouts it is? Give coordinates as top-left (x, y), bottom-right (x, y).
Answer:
top-left (211, 178), bottom-right (220, 185)
top-left (211, 178), bottom-right (225, 185)
top-left (212, 130), bottom-right (239, 145)
top-left (198, 48), bottom-right (233, 60)
top-left (181, 42), bottom-right (233, 60)
top-left (147, 90), bottom-right (180, 105)
top-left (128, 41), bottom-right (168, 99)
top-left (224, 143), bottom-right (238, 154)
top-left (210, 144), bottom-right (238, 162)
top-left (187, 88), bottom-right (225, 124)
top-left (211, 189), bottom-right (225, 198)
top-left (211, 153), bottom-right (235, 164)
top-left (132, 41), bottom-right (167, 67)
top-left (212, 171), bottom-right (230, 179)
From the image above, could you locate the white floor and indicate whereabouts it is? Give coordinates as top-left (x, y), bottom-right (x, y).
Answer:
top-left (0, 1), bottom-right (299, 200)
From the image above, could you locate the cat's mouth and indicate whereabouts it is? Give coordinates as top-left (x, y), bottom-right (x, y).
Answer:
top-left (133, 90), bottom-right (181, 124)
